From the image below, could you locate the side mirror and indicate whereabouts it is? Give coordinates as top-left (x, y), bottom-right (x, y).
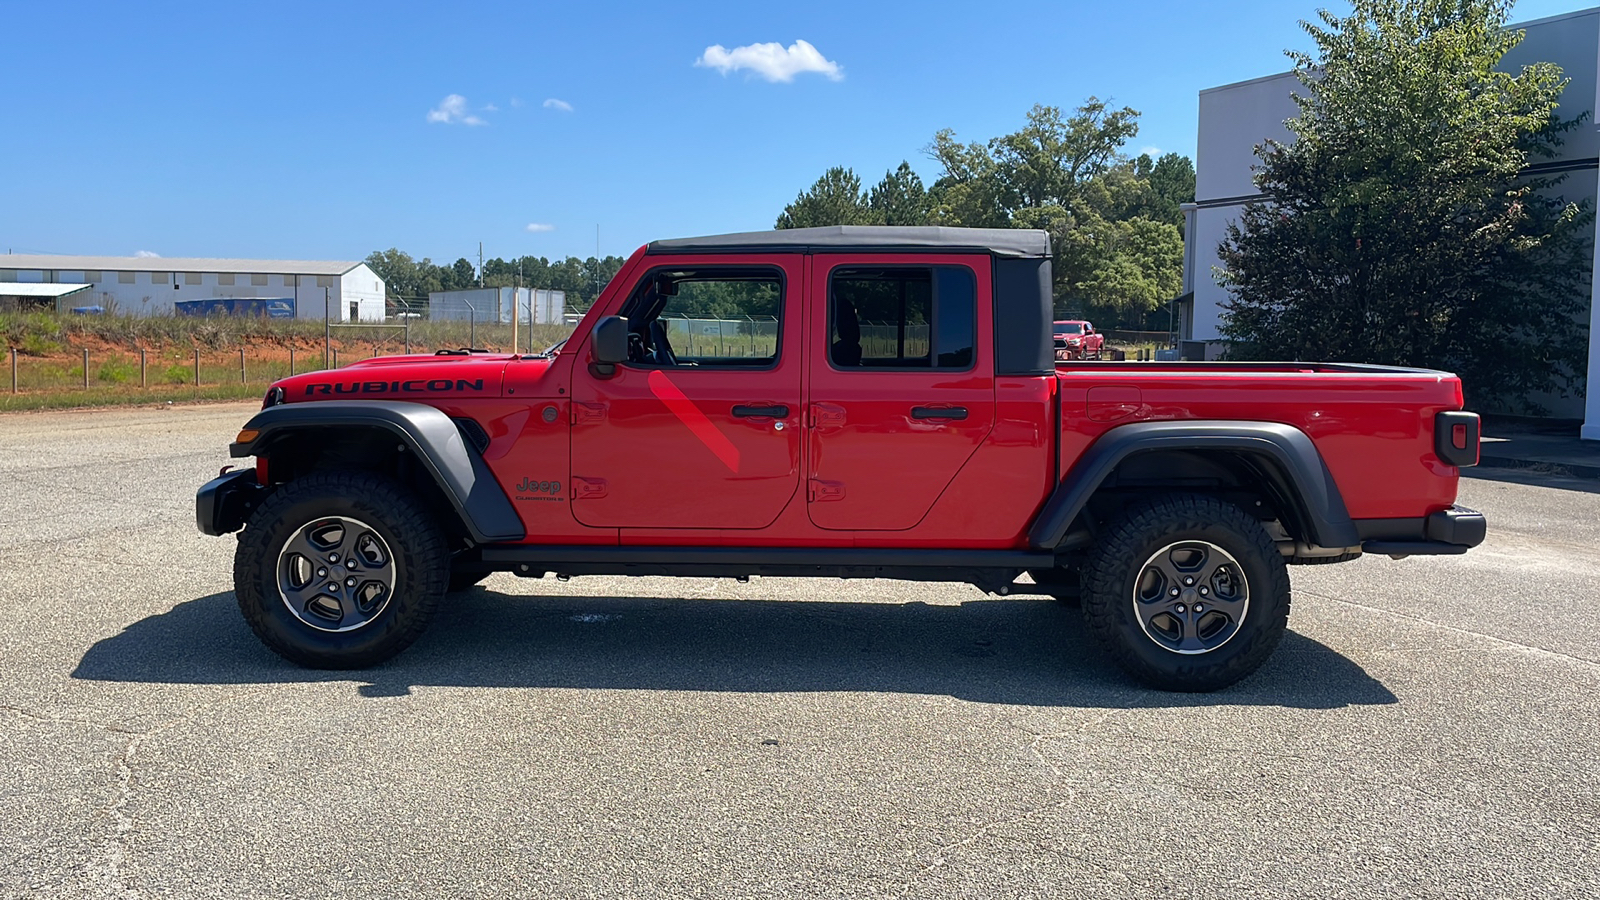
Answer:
top-left (590, 315), bottom-right (629, 376)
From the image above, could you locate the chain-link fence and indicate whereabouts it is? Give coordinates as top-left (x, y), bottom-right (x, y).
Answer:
top-left (1, 344), bottom-right (420, 394)
top-left (858, 321), bottom-right (931, 359)
top-left (659, 316), bottom-right (779, 359)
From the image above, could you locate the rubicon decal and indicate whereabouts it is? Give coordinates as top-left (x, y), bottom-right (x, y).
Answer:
top-left (303, 379), bottom-right (486, 396)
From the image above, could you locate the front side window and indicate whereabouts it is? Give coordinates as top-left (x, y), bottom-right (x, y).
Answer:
top-left (618, 267), bottom-right (782, 367)
top-left (829, 266), bottom-right (975, 369)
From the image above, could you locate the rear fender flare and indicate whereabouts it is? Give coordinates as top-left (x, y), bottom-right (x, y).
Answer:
top-left (1028, 420), bottom-right (1359, 551)
top-left (230, 400), bottom-right (524, 544)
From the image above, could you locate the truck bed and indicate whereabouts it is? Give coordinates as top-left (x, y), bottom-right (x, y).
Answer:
top-left (1054, 361), bottom-right (1465, 522)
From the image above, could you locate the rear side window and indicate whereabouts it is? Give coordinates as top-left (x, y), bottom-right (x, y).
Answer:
top-left (829, 266), bottom-right (975, 369)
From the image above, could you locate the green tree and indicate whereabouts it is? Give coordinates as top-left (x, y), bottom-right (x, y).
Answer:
top-left (926, 101), bottom-right (1185, 319)
top-left (1134, 152), bottom-right (1196, 232)
top-left (446, 258), bottom-right (477, 290)
top-left (776, 167), bottom-right (875, 229)
top-left (364, 248), bottom-right (443, 306)
top-left (867, 162), bottom-right (932, 226)
top-left (1217, 0), bottom-right (1590, 411)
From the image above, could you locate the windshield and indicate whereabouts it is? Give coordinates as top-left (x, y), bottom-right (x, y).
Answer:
top-left (1054, 323), bottom-right (1084, 335)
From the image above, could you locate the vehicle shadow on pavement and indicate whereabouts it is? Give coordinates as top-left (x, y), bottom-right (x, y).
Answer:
top-left (73, 589), bottom-right (1397, 710)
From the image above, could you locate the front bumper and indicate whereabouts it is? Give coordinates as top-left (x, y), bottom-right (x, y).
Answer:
top-left (1361, 505), bottom-right (1486, 557)
top-left (196, 467), bottom-right (265, 536)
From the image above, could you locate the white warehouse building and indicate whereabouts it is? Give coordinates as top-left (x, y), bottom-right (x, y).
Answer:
top-left (1184, 6), bottom-right (1600, 438)
top-left (0, 255), bottom-right (387, 322)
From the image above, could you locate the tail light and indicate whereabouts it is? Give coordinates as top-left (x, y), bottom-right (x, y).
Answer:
top-left (1434, 411), bottom-right (1480, 467)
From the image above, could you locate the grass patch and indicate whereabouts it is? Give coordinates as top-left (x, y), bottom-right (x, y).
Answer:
top-left (1, 309), bottom-right (573, 354)
top-left (97, 356), bottom-right (137, 384)
top-left (0, 383), bottom-right (265, 413)
top-left (0, 309), bottom-right (587, 410)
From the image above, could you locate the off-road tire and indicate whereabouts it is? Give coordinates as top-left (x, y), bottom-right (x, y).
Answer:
top-left (1082, 493), bottom-right (1290, 691)
top-left (234, 470), bottom-right (448, 669)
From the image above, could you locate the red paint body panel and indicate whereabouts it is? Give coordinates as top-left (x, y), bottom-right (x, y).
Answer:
top-left (254, 243), bottom-right (1468, 551)
top-left (1055, 363), bottom-right (1462, 519)
top-left (274, 353), bottom-right (512, 404)
top-left (805, 253), bottom-right (996, 531)
top-left (568, 254), bottom-right (805, 531)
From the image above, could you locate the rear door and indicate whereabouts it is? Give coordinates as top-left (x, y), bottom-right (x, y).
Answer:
top-left (569, 257), bottom-right (802, 529)
top-left (805, 255), bottom-right (995, 531)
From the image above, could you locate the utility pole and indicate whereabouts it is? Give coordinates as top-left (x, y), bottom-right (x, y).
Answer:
top-left (477, 242), bottom-right (484, 288)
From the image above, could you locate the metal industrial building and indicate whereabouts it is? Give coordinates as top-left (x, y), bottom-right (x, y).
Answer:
top-left (0, 255), bottom-right (387, 322)
top-left (428, 286), bottom-right (566, 324)
top-left (1183, 6), bottom-right (1600, 438)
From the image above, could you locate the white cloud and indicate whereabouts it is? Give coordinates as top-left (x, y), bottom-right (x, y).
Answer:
top-left (134, 250), bottom-right (160, 258)
top-left (484, 103), bottom-right (499, 112)
top-left (543, 98), bottom-right (573, 112)
top-left (427, 94), bottom-right (486, 126)
top-left (525, 223), bottom-right (556, 233)
top-left (1139, 146), bottom-right (1163, 158)
top-left (695, 39), bottom-right (843, 83)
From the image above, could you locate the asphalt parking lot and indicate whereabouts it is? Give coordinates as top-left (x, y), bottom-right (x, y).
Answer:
top-left (1, 402), bottom-right (1596, 899)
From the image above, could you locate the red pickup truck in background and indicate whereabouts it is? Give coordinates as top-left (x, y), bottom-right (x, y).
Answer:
top-left (199, 226), bottom-right (1484, 691)
top-left (1054, 320), bottom-right (1105, 360)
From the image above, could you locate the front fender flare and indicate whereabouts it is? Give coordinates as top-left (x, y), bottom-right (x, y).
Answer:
top-left (229, 400), bottom-right (524, 544)
top-left (1028, 420), bottom-right (1359, 551)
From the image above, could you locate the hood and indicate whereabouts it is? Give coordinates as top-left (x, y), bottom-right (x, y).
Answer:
top-left (273, 352), bottom-right (538, 402)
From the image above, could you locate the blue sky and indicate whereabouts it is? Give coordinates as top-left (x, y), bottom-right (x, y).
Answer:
top-left (2, 0), bottom-right (1590, 266)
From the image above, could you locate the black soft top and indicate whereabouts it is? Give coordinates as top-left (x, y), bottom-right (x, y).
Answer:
top-left (647, 225), bottom-right (1051, 259)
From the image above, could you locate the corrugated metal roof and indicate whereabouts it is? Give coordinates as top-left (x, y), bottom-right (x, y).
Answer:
top-left (0, 255), bottom-right (363, 276)
top-left (0, 283), bottom-right (94, 298)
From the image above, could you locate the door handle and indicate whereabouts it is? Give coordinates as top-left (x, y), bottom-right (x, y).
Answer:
top-left (732, 404), bottom-right (789, 418)
top-left (912, 406), bottom-right (968, 420)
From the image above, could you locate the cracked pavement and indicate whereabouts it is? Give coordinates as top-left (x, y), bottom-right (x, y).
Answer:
top-left (0, 402), bottom-right (1596, 898)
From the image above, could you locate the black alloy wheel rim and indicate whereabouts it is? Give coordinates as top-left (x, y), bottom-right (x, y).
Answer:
top-left (1131, 540), bottom-right (1250, 654)
top-left (277, 516), bottom-right (397, 633)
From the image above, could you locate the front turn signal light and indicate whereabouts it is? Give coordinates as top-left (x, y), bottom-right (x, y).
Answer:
top-left (235, 428), bottom-right (260, 444)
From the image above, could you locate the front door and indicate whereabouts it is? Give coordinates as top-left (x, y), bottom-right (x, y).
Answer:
top-left (569, 257), bottom-right (803, 529)
top-left (805, 255), bottom-right (996, 531)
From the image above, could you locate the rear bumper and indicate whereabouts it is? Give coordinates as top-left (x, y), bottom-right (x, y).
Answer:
top-left (196, 467), bottom-right (264, 536)
top-left (1361, 505), bottom-right (1486, 557)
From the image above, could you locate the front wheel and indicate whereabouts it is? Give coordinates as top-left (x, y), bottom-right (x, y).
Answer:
top-left (1081, 494), bottom-right (1290, 691)
top-left (233, 471), bottom-right (449, 668)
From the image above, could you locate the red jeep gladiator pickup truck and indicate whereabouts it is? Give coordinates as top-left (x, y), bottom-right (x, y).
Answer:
top-left (198, 226), bottom-right (1484, 691)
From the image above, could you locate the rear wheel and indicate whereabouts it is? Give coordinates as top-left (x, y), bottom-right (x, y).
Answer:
top-left (234, 471), bottom-right (448, 668)
top-left (1081, 494), bottom-right (1290, 691)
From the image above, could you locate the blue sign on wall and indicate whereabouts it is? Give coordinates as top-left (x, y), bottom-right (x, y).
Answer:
top-left (174, 298), bottom-right (296, 318)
